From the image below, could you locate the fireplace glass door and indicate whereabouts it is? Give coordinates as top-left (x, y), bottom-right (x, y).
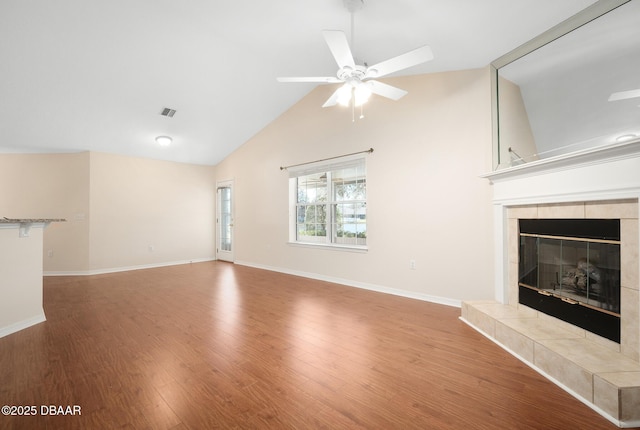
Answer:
top-left (520, 235), bottom-right (620, 313)
top-left (518, 219), bottom-right (621, 342)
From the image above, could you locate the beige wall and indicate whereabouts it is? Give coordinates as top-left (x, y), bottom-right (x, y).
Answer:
top-left (88, 152), bottom-right (216, 272)
top-left (216, 68), bottom-right (495, 302)
top-left (0, 152), bottom-right (216, 273)
top-left (0, 152), bottom-right (90, 271)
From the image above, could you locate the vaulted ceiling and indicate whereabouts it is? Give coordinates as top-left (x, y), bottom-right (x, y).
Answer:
top-left (0, 0), bottom-right (596, 165)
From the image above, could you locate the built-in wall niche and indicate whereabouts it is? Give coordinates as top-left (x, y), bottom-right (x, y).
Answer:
top-left (518, 219), bottom-right (621, 342)
top-left (491, 0), bottom-right (640, 169)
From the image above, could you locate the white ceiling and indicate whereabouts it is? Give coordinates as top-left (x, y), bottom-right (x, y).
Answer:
top-left (0, 0), bottom-right (597, 165)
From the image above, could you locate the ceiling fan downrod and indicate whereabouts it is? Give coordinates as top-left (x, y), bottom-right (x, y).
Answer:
top-left (343, 0), bottom-right (364, 13)
top-left (344, 0), bottom-right (363, 57)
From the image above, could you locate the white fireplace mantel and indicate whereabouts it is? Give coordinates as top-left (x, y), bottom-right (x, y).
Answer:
top-left (482, 139), bottom-right (640, 206)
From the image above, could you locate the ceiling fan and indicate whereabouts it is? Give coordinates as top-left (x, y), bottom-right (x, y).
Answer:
top-left (276, 1), bottom-right (433, 109)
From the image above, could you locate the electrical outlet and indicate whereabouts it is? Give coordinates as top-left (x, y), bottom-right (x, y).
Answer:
top-left (47, 250), bottom-right (54, 258)
top-left (409, 259), bottom-right (416, 270)
top-left (148, 245), bottom-right (154, 252)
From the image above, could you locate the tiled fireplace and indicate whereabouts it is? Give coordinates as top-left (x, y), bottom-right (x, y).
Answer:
top-left (507, 201), bottom-right (636, 354)
top-left (518, 217), bottom-right (622, 343)
top-left (462, 141), bottom-right (640, 427)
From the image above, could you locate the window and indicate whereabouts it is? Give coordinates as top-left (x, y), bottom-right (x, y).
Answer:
top-left (289, 158), bottom-right (366, 248)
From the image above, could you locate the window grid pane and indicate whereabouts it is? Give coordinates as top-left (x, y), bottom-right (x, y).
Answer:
top-left (332, 202), bottom-right (366, 246)
top-left (296, 203), bottom-right (327, 243)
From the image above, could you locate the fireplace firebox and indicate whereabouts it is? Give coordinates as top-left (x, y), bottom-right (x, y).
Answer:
top-left (518, 219), bottom-right (621, 343)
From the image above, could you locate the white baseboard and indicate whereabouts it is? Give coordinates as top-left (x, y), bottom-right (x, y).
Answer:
top-left (44, 257), bottom-right (461, 307)
top-left (235, 260), bottom-right (461, 308)
top-left (0, 312), bottom-right (46, 338)
top-left (43, 257), bottom-right (216, 276)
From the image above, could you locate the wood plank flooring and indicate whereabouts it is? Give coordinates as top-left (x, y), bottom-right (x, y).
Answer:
top-left (0, 261), bottom-right (626, 429)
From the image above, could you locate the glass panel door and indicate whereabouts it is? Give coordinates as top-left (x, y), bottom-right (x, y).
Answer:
top-left (217, 181), bottom-right (233, 262)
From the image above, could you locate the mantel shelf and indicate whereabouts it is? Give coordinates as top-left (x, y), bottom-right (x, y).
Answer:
top-left (481, 140), bottom-right (640, 184)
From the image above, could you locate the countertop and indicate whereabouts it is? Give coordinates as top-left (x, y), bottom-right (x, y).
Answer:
top-left (1, 218), bottom-right (66, 223)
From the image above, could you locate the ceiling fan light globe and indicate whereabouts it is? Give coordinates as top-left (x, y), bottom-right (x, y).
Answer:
top-left (338, 97), bottom-right (351, 107)
top-left (336, 84), bottom-right (353, 106)
top-left (354, 84), bottom-right (372, 106)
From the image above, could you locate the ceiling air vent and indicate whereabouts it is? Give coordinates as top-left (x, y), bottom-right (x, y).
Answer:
top-left (160, 107), bottom-right (176, 118)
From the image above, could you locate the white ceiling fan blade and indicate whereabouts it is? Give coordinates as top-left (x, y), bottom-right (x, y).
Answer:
top-left (608, 88), bottom-right (640, 102)
top-left (366, 45), bottom-right (433, 78)
top-left (323, 30), bottom-right (356, 69)
top-left (322, 85), bottom-right (346, 107)
top-left (366, 80), bottom-right (408, 101)
top-left (277, 77), bottom-right (342, 83)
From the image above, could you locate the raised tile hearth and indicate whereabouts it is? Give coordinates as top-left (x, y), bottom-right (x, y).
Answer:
top-left (461, 301), bottom-right (640, 427)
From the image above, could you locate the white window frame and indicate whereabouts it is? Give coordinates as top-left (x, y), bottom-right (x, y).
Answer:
top-left (288, 156), bottom-right (367, 250)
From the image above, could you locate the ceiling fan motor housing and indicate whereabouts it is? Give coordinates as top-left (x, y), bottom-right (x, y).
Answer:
top-left (337, 65), bottom-right (368, 82)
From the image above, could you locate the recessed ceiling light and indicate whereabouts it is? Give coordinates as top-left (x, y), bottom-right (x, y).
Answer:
top-left (155, 136), bottom-right (172, 146)
top-left (608, 89), bottom-right (640, 102)
top-left (616, 134), bottom-right (637, 143)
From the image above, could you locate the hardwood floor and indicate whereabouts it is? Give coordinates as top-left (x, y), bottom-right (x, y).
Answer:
top-left (0, 261), bottom-right (626, 429)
